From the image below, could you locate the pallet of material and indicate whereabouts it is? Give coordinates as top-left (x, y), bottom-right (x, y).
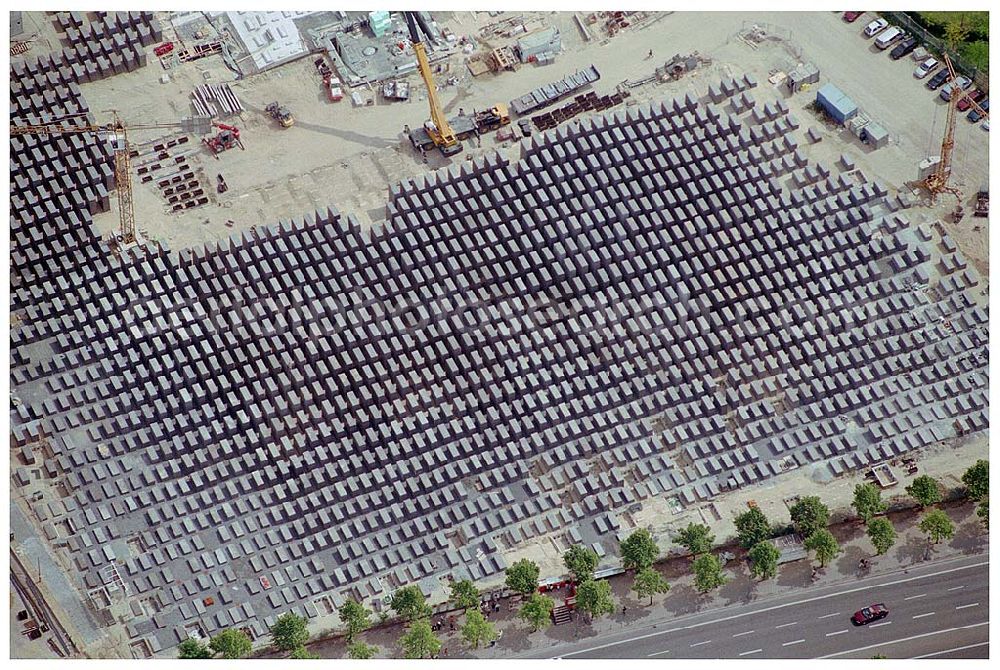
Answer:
top-left (509, 65), bottom-right (600, 116)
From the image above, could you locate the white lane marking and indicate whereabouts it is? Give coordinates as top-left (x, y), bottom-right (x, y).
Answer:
top-left (738, 649), bottom-right (763, 656)
top-left (912, 612), bottom-right (936, 619)
top-left (904, 593), bottom-right (927, 600)
top-left (782, 639), bottom-right (805, 647)
top-left (870, 621), bottom-right (892, 629)
top-left (826, 630), bottom-right (849, 637)
top-left (818, 612), bottom-right (841, 619)
top-left (689, 640), bottom-right (711, 647)
top-left (913, 641), bottom-right (989, 659)
top-left (557, 559), bottom-right (989, 658)
top-left (732, 630), bottom-right (755, 637)
top-left (818, 621), bottom-right (989, 658)
top-left (775, 621), bottom-right (798, 629)
top-left (645, 650), bottom-right (671, 657)
top-left (947, 585), bottom-right (965, 591)
top-left (955, 602), bottom-right (980, 610)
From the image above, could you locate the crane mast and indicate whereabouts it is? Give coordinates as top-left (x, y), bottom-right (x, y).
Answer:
top-left (921, 53), bottom-right (989, 204)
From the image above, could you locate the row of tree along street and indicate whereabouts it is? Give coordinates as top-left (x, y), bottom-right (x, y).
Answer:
top-left (177, 459), bottom-right (988, 659)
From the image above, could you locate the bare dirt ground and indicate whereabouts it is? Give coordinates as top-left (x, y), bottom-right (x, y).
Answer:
top-left (77, 11), bottom-right (986, 271)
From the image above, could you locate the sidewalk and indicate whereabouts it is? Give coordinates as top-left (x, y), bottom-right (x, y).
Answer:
top-left (304, 498), bottom-right (987, 659)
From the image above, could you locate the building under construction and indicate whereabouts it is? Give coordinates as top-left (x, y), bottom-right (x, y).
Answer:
top-left (9, 9), bottom-right (989, 659)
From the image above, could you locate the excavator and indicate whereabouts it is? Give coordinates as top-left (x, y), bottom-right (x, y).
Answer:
top-left (404, 11), bottom-right (509, 156)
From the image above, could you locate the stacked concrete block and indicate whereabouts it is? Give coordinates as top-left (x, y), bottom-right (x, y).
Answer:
top-left (9, 74), bottom-right (989, 656)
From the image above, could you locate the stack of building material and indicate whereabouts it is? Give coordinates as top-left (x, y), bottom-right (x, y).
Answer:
top-left (786, 62), bottom-right (820, 93)
top-left (515, 26), bottom-right (561, 63)
top-left (509, 65), bottom-right (600, 115)
top-left (531, 88), bottom-right (629, 131)
top-left (369, 10), bottom-right (391, 37)
top-left (190, 83), bottom-right (244, 118)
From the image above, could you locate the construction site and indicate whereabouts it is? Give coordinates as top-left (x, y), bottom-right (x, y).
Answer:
top-left (8, 9), bottom-right (989, 660)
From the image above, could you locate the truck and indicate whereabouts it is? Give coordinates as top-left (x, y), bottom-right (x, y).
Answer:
top-left (408, 104), bottom-right (510, 151)
top-left (974, 184), bottom-right (989, 217)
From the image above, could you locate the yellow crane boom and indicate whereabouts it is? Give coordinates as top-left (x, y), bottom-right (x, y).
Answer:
top-left (405, 12), bottom-right (461, 155)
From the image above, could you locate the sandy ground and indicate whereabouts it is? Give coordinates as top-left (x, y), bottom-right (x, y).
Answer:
top-left (75, 11), bottom-right (986, 270)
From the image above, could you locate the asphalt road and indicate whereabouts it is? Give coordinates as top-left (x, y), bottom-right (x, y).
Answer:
top-left (518, 553), bottom-right (988, 659)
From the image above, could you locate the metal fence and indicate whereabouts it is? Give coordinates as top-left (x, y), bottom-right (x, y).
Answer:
top-left (880, 11), bottom-right (988, 90)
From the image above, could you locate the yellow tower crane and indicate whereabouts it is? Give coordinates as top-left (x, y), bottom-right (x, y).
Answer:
top-left (921, 53), bottom-right (989, 206)
top-left (10, 112), bottom-right (193, 249)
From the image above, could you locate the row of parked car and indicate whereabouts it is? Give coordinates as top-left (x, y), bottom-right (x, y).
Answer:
top-left (842, 12), bottom-right (989, 129)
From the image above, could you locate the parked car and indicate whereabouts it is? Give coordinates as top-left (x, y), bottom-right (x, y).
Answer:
top-left (875, 27), bottom-right (904, 50)
top-left (927, 67), bottom-right (953, 89)
top-left (967, 98), bottom-right (989, 122)
top-left (863, 17), bottom-right (889, 37)
top-left (957, 89), bottom-right (985, 112)
top-left (913, 57), bottom-right (939, 79)
top-left (940, 76), bottom-right (972, 101)
top-left (982, 119), bottom-right (990, 132)
top-left (843, 11), bottom-right (864, 22)
top-left (852, 603), bottom-right (889, 626)
top-left (890, 36), bottom-right (918, 60)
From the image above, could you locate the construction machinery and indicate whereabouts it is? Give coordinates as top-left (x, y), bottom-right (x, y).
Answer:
top-left (203, 122), bottom-right (244, 157)
top-left (9, 111), bottom-right (188, 249)
top-left (265, 102), bottom-right (295, 128)
top-left (405, 12), bottom-right (462, 156)
top-left (920, 53), bottom-right (989, 204)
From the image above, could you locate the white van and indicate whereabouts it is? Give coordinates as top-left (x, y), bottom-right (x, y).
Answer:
top-left (875, 26), bottom-right (903, 49)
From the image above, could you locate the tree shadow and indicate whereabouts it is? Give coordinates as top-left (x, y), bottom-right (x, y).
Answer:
top-left (719, 565), bottom-right (756, 605)
top-left (661, 583), bottom-right (703, 617)
top-left (950, 520), bottom-right (987, 555)
top-left (837, 542), bottom-right (866, 576)
top-left (894, 533), bottom-right (930, 566)
top-left (776, 559), bottom-right (812, 588)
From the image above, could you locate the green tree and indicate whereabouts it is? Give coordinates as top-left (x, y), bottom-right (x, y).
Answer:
top-left (271, 612), bottom-right (310, 651)
top-left (919, 509), bottom-right (955, 544)
top-left (804, 529), bottom-right (841, 567)
top-left (574, 579), bottom-right (616, 620)
top-left (905, 475), bottom-right (942, 508)
top-left (338, 599), bottom-right (372, 642)
top-left (734, 506), bottom-right (771, 550)
top-left (866, 517), bottom-right (897, 556)
top-left (790, 496), bottom-right (830, 537)
top-left (621, 528), bottom-right (661, 569)
top-left (519, 593), bottom-right (554, 632)
top-left (505, 558), bottom-right (540, 596)
top-left (460, 609), bottom-right (497, 649)
top-left (852, 483), bottom-right (888, 524)
top-left (390, 585), bottom-right (431, 621)
top-left (563, 545), bottom-right (600, 582)
top-left (290, 645), bottom-right (319, 659)
top-left (674, 523), bottom-right (714, 557)
top-left (449, 579), bottom-right (480, 611)
top-left (347, 641), bottom-right (378, 659)
top-left (209, 628), bottom-right (252, 659)
top-left (632, 566), bottom-right (670, 605)
top-left (977, 499), bottom-right (988, 530)
top-left (691, 553), bottom-right (727, 593)
top-left (400, 619), bottom-right (441, 659)
top-left (747, 541), bottom-right (780, 580)
top-left (177, 638), bottom-right (213, 659)
top-left (944, 20), bottom-right (971, 50)
top-left (962, 460), bottom-right (989, 501)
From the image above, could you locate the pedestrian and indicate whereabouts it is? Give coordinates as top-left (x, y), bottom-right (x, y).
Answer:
top-left (647, 49), bottom-right (653, 59)
top-left (442, 647), bottom-right (448, 656)
top-left (622, 606), bottom-right (628, 615)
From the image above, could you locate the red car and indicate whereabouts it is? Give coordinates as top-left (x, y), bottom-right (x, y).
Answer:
top-left (852, 603), bottom-right (889, 625)
top-left (843, 12), bottom-right (864, 22)
top-left (957, 89), bottom-right (985, 112)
